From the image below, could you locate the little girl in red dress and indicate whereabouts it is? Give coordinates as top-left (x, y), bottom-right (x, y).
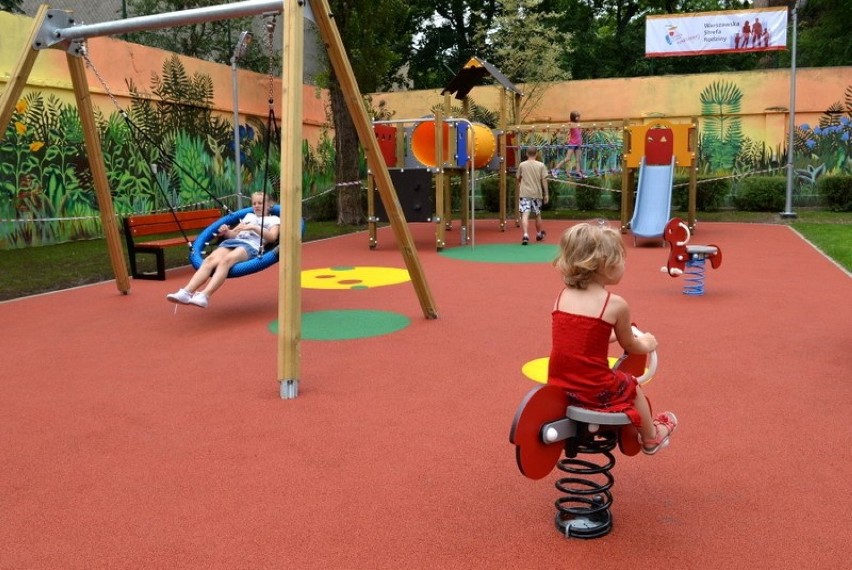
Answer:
top-left (547, 222), bottom-right (678, 454)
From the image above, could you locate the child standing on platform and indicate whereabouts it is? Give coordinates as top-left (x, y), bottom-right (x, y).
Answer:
top-left (548, 222), bottom-right (678, 454)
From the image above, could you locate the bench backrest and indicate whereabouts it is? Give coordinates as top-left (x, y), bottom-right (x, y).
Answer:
top-left (124, 209), bottom-right (223, 238)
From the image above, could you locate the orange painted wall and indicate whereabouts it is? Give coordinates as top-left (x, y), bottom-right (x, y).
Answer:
top-left (0, 11), bottom-right (329, 145)
top-left (370, 67), bottom-right (852, 148)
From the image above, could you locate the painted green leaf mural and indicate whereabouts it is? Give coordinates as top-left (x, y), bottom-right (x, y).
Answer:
top-left (700, 80), bottom-right (744, 172)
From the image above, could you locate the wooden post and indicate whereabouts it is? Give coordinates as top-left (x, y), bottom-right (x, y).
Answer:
top-left (512, 93), bottom-right (523, 227)
top-left (620, 122), bottom-right (633, 233)
top-left (442, 93), bottom-right (453, 235)
top-left (498, 87), bottom-right (507, 231)
top-left (395, 123), bottom-right (404, 169)
top-left (687, 117), bottom-right (698, 231)
top-left (460, 167), bottom-right (469, 244)
top-left (0, 6), bottom-right (48, 137)
top-left (367, 172), bottom-right (377, 249)
top-left (433, 107), bottom-right (445, 250)
top-left (309, 0), bottom-right (437, 318)
top-left (278, 0), bottom-right (305, 398)
top-left (66, 55), bottom-right (131, 294)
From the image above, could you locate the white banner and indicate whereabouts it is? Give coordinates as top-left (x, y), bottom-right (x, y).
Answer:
top-left (646, 7), bottom-right (788, 58)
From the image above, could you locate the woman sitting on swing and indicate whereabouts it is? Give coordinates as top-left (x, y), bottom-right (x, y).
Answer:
top-left (166, 192), bottom-right (280, 309)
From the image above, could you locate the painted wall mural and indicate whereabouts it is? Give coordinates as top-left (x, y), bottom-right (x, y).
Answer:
top-left (1, 55), bottom-right (282, 248)
top-left (0, 11), bottom-right (332, 250)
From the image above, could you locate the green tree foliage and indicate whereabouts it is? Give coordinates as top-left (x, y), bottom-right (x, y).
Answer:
top-left (403, 1), bottom-right (501, 89)
top-left (324, 0), bottom-right (414, 224)
top-left (124, 0), bottom-right (275, 73)
top-left (401, 1), bottom-right (792, 88)
top-left (475, 0), bottom-right (570, 121)
top-left (0, 0), bottom-right (23, 13)
top-left (796, 0), bottom-right (852, 67)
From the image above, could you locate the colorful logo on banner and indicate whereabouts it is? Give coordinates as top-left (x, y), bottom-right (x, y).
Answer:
top-left (646, 7), bottom-right (788, 58)
top-left (665, 25), bottom-right (678, 45)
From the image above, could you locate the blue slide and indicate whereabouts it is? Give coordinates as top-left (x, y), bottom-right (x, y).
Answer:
top-left (629, 157), bottom-right (675, 243)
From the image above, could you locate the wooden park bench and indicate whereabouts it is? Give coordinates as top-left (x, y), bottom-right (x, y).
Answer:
top-left (123, 208), bottom-right (223, 280)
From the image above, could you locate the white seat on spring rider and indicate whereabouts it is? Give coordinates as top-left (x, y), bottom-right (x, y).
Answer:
top-left (543, 406), bottom-right (632, 445)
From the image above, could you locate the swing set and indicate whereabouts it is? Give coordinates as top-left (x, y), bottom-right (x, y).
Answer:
top-left (87, 11), bottom-right (287, 280)
top-left (0, 0), bottom-right (439, 399)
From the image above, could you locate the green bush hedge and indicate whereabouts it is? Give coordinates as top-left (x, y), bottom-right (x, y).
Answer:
top-left (543, 184), bottom-right (558, 211)
top-left (303, 189), bottom-right (338, 221)
top-left (575, 185), bottom-right (601, 210)
top-left (671, 175), bottom-right (730, 211)
top-left (480, 176), bottom-right (527, 212)
top-left (733, 176), bottom-right (786, 211)
top-left (817, 175), bottom-right (852, 211)
top-left (480, 176), bottom-right (503, 212)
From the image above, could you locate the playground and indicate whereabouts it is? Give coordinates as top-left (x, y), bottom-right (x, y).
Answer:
top-left (1, 218), bottom-right (850, 568)
top-left (1, 3), bottom-right (850, 567)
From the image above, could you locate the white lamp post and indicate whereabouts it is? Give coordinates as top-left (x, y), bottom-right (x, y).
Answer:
top-left (782, 0), bottom-right (807, 219)
top-left (231, 30), bottom-right (253, 209)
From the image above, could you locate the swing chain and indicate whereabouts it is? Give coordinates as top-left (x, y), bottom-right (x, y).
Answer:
top-left (263, 12), bottom-right (278, 109)
top-left (80, 42), bottom-right (125, 116)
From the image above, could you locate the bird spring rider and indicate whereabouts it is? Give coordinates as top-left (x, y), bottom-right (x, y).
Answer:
top-left (662, 218), bottom-right (722, 295)
top-left (509, 328), bottom-right (657, 538)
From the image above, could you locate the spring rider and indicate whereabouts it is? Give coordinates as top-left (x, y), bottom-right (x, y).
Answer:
top-left (509, 328), bottom-right (657, 538)
top-left (662, 218), bottom-right (722, 295)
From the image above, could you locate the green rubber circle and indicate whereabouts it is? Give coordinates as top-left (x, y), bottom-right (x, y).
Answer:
top-left (440, 243), bottom-right (559, 263)
top-left (268, 309), bottom-right (411, 340)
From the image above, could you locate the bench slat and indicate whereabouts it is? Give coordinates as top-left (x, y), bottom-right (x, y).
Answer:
top-left (123, 208), bottom-right (225, 280)
top-left (126, 209), bottom-right (223, 237)
top-left (135, 236), bottom-right (199, 250)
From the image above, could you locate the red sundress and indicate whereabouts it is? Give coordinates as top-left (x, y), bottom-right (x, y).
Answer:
top-left (547, 291), bottom-right (641, 426)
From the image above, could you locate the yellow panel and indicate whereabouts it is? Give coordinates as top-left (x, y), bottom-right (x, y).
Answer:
top-left (624, 120), bottom-right (695, 169)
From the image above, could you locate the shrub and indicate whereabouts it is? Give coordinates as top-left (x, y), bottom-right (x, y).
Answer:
top-left (479, 176), bottom-right (501, 212)
top-left (672, 175), bottom-right (730, 211)
top-left (733, 176), bottom-right (786, 211)
top-left (575, 185), bottom-right (601, 210)
top-left (543, 184), bottom-right (559, 211)
top-left (480, 176), bottom-right (516, 213)
top-left (303, 188), bottom-right (338, 221)
top-left (817, 175), bottom-right (852, 211)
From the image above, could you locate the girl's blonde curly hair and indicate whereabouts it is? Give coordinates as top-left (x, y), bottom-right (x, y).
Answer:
top-left (553, 222), bottom-right (625, 289)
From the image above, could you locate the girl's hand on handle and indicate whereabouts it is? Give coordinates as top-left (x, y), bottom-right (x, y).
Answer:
top-left (638, 332), bottom-right (658, 353)
top-left (629, 325), bottom-right (657, 354)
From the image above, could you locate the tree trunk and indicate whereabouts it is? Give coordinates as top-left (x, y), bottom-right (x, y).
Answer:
top-left (329, 76), bottom-right (365, 225)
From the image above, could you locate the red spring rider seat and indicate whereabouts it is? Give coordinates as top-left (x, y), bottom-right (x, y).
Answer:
top-left (662, 217), bottom-right (722, 295)
top-left (509, 329), bottom-right (657, 539)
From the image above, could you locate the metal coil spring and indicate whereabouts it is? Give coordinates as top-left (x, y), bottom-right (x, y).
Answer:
top-left (683, 257), bottom-right (707, 296)
top-left (554, 431), bottom-right (618, 539)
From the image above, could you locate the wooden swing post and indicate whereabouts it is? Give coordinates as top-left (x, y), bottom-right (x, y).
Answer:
top-left (0, 5), bottom-right (130, 294)
top-left (307, 0), bottom-right (438, 319)
top-left (277, 0), bottom-right (305, 398)
top-left (67, 54), bottom-right (131, 294)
